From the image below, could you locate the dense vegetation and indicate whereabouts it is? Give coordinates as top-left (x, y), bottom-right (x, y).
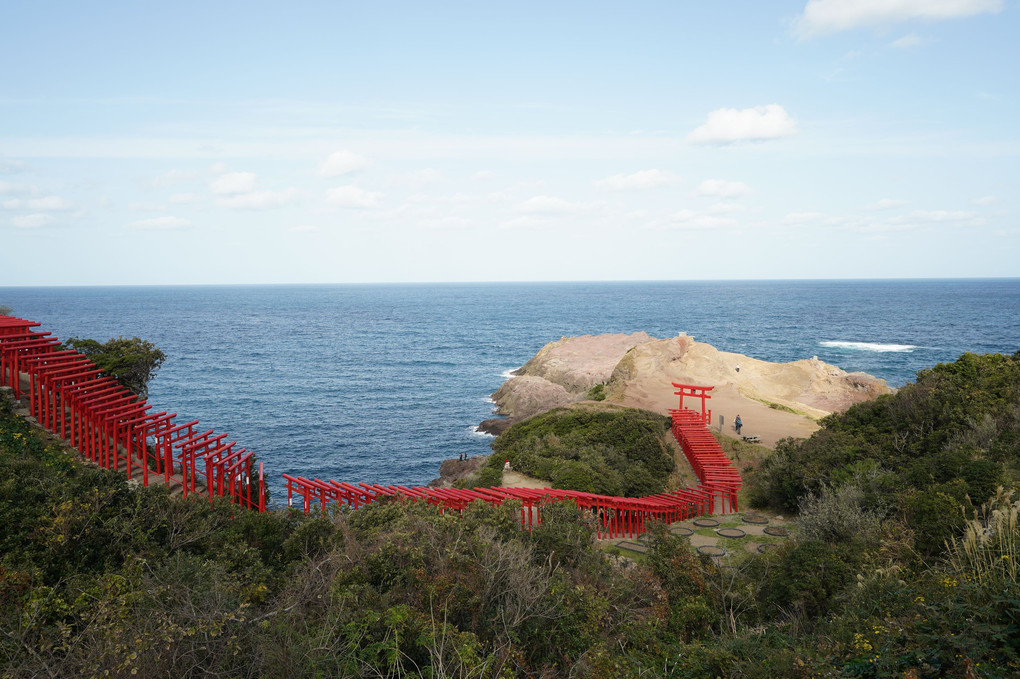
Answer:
top-left (749, 351), bottom-right (1020, 554)
top-left (63, 336), bottom-right (166, 399)
top-left (483, 405), bottom-right (675, 496)
top-left (2, 351), bottom-right (1020, 677)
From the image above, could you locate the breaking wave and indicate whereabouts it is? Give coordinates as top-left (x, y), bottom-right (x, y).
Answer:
top-left (820, 341), bottom-right (919, 353)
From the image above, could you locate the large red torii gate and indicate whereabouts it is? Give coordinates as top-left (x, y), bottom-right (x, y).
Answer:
top-left (672, 382), bottom-right (713, 425)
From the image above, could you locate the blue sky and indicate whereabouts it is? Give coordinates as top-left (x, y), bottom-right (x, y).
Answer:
top-left (1, 0), bottom-right (1016, 285)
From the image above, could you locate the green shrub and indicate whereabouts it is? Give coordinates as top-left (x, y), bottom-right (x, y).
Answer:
top-left (903, 488), bottom-right (967, 556)
top-left (490, 405), bottom-right (674, 496)
top-left (762, 539), bottom-right (857, 619)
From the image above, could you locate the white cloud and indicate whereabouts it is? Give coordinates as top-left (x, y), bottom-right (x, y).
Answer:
top-left (0, 180), bottom-right (32, 195)
top-left (389, 168), bottom-right (444, 189)
top-left (152, 169), bottom-right (196, 188)
top-left (499, 215), bottom-right (552, 230)
top-left (518, 195), bottom-right (585, 214)
top-left (0, 159), bottom-right (27, 174)
top-left (128, 201), bottom-right (165, 211)
top-left (407, 193), bottom-right (479, 205)
top-left (325, 185), bottom-right (383, 209)
top-left (210, 171), bottom-right (256, 194)
top-left (319, 150), bottom-right (366, 177)
top-left (687, 105), bottom-right (797, 145)
top-left (472, 170), bottom-right (495, 181)
top-left (781, 211), bottom-right (827, 224)
top-left (909, 209), bottom-right (983, 223)
top-left (707, 202), bottom-right (746, 214)
top-left (696, 179), bottom-right (751, 198)
top-left (864, 198), bottom-right (907, 210)
top-left (890, 33), bottom-right (927, 49)
top-left (664, 210), bottom-right (738, 230)
top-left (11, 214), bottom-right (54, 229)
top-left (128, 216), bottom-right (191, 230)
top-left (795, 0), bottom-right (1003, 38)
top-left (594, 169), bottom-right (683, 191)
top-left (973, 195), bottom-right (996, 206)
top-left (27, 196), bottom-right (73, 210)
top-left (218, 188), bottom-right (303, 210)
top-left (417, 216), bottom-right (475, 231)
top-left (169, 192), bottom-right (199, 204)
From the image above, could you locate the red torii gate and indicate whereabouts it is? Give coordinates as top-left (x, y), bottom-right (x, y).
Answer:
top-left (1, 334), bottom-right (59, 397)
top-left (672, 382), bottom-right (714, 425)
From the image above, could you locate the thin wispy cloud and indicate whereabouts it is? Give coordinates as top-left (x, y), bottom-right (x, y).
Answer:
top-left (517, 195), bottom-right (588, 215)
top-left (865, 198), bottom-right (908, 210)
top-left (795, 0), bottom-right (1003, 38)
top-left (696, 179), bottom-right (751, 198)
top-left (890, 33), bottom-right (928, 49)
top-left (152, 169), bottom-right (197, 188)
top-left (0, 159), bottom-right (27, 174)
top-left (210, 172), bottom-right (257, 194)
top-left (128, 216), bottom-right (191, 230)
top-left (217, 188), bottom-right (303, 210)
top-left (0, 180), bottom-right (33, 195)
top-left (6, 197), bottom-right (70, 210)
top-left (594, 169), bottom-right (682, 191)
top-left (11, 214), bottom-right (54, 229)
top-left (325, 185), bottom-right (383, 209)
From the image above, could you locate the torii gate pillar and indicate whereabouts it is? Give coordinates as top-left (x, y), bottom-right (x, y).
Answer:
top-left (672, 382), bottom-right (714, 425)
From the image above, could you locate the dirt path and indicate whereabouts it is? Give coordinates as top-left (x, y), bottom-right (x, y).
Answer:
top-left (501, 470), bottom-right (550, 489)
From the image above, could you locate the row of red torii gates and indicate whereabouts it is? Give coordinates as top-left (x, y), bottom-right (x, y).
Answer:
top-left (0, 316), bottom-right (265, 512)
top-left (1, 316), bottom-right (740, 540)
top-left (284, 383), bottom-right (741, 539)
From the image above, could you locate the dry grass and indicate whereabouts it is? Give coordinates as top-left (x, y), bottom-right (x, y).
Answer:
top-left (946, 486), bottom-right (1019, 585)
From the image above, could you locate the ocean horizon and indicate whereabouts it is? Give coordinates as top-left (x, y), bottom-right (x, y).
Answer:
top-left (2, 279), bottom-right (1017, 505)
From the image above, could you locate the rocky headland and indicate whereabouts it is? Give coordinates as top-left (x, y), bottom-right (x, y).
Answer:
top-left (479, 332), bottom-right (891, 446)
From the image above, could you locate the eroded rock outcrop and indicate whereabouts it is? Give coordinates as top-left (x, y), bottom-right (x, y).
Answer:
top-left (489, 332), bottom-right (655, 426)
top-left (481, 332), bottom-right (893, 447)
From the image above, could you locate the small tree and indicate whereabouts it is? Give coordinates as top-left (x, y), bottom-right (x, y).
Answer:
top-left (64, 336), bottom-right (166, 399)
top-left (0, 305), bottom-right (12, 316)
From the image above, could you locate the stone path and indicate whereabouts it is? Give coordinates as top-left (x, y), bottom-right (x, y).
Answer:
top-left (610, 511), bottom-right (793, 563)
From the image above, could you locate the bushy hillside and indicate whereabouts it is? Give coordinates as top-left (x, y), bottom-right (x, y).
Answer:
top-left (486, 404), bottom-right (674, 496)
top-left (749, 351), bottom-right (1020, 553)
top-left (3, 352), bottom-right (1020, 677)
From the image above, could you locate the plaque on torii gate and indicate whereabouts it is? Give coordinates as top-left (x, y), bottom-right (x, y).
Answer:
top-left (672, 382), bottom-right (714, 425)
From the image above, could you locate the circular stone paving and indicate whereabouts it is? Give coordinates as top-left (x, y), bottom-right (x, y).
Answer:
top-left (742, 514), bottom-right (769, 525)
top-left (693, 518), bottom-right (720, 528)
top-left (764, 526), bottom-right (790, 537)
top-left (756, 543), bottom-right (775, 554)
top-left (716, 528), bottom-right (746, 539)
top-left (670, 526), bottom-right (694, 537)
top-left (697, 545), bottom-right (727, 557)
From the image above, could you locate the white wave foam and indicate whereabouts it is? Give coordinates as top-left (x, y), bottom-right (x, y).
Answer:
top-left (819, 341), bottom-right (918, 353)
top-left (467, 425), bottom-right (495, 438)
top-left (499, 367), bottom-right (520, 379)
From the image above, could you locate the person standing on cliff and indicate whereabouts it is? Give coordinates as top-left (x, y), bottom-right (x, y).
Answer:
top-left (735, 415), bottom-right (743, 435)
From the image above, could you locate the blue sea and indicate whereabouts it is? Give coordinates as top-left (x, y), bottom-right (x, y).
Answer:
top-left (1, 280), bottom-right (1017, 504)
